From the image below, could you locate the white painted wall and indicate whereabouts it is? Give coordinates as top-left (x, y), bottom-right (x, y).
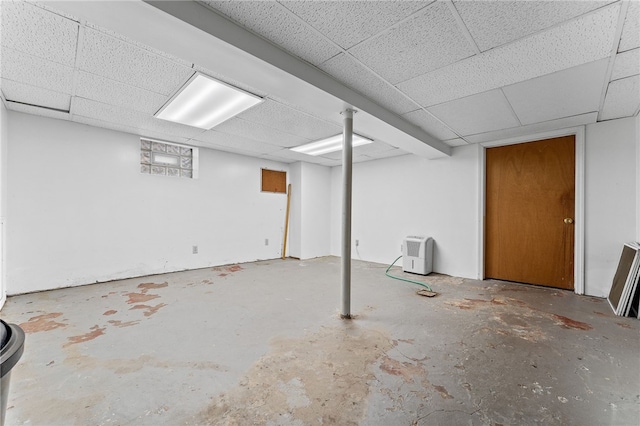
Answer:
top-left (330, 118), bottom-right (638, 298)
top-left (6, 111), bottom-right (289, 295)
top-left (289, 162), bottom-right (332, 259)
top-left (5, 110), bottom-right (637, 298)
top-left (288, 162), bottom-right (302, 258)
top-left (331, 144), bottom-right (481, 279)
top-left (299, 162), bottom-right (331, 259)
top-left (584, 117), bottom-right (638, 297)
top-left (0, 100), bottom-right (7, 308)
top-left (637, 114), bottom-right (640, 243)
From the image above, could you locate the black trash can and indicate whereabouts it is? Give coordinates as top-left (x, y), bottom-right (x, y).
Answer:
top-left (1, 319), bottom-right (25, 426)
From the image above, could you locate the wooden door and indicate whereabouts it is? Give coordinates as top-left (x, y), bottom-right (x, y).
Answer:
top-left (485, 136), bottom-right (575, 289)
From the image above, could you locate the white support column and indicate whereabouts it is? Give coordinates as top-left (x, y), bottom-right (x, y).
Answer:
top-left (341, 108), bottom-right (355, 319)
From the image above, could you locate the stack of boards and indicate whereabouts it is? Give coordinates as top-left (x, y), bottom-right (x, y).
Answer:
top-left (608, 242), bottom-right (640, 318)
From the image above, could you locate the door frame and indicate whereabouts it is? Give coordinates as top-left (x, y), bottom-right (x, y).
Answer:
top-left (477, 126), bottom-right (585, 294)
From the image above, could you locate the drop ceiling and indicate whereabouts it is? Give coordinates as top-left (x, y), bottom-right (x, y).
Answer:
top-left (1, 0), bottom-right (638, 166)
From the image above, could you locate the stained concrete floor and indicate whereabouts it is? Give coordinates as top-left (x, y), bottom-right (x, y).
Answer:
top-left (1, 257), bottom-right (639, 425)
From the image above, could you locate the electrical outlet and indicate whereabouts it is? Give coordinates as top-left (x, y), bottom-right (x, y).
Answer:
top-left (265, 238), bottom-right (269, 246)
top-left (192, 245), bottom-right (198, 254)
top-left (355, 239), bottom-right (359, 247)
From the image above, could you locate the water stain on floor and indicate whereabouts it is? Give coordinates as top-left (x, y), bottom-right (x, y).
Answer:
top-left (137, 282), bottom-right (168, 290)
top-left (615, 322), bottom-right (632, 329)
top-left (550, 314), bottom-right (592, 331)
top-left (62, 350), bottom-right (226, 375)
top-left (64, 325), bottom-right (106, 347)
top-left (446, 296), bottom-right (593, 335)
top-left (213, 265), bottom-right (243, 277)
top-left (19, 312), bottom-right (66, 333)
top-left (124, 292), bottom-right (160, 304)
top-left (433, 385), bottom-right (454, 400)
top-left (122, 282), bottom-right (168, 304)
top-left (107, 319), bottom-right (140, 328)
top-left (129, 303), bottom-right (167, 317)
top-left (379, 356), bottom-right (425, 384)
top-left (195, 324), bottom-right (393, 425)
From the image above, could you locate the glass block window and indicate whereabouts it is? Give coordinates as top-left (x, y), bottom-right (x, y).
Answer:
top-left (140, 138), bottom-right (195, 178)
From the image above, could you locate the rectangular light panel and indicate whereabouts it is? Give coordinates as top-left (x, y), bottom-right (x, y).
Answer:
top-left (290, 133), bottom-right (373, 156)
top-left (155, 73), bottom-right (263, 129)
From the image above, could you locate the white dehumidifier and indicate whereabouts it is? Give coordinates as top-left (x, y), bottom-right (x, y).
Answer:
top-left (402, 236), bottom-right (433, 275)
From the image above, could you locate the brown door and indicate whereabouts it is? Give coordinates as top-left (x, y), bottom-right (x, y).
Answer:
top-left (485, 136), bottom-right (575, 289)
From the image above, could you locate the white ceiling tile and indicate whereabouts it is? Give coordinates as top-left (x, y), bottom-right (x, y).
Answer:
top-left (443, 138), bottom-right (468, 147)
top-left (83, 22), bottom-right (193, 68)
top-left (465, 112), bottom-right (598, 144)
top-left (304, 157), bottom-right (336, 166)
top-left (367, 148), bottom-right (410, 160)
top-left (428, 90), bottom-right (520, 136)
top-left (200, 1), bottom-right (340, 65)
top-left (195, 142), bottom-right (270, 160)
top-left (402, 109), bottom-right (458, 140)
top-left (318, 150), bottom-right (372, 163)
top-left (318, 53), bottom-right (419, 115)
top-left (1, 78), bottom-right (70, 111)
top-left (354, 141), bottom-right (397, 155)
top-left (311, 157), bottom-right (341, 167)
top-left (259, 153), bottom-right (297, 164)
top-left (73, 115), bottom-right (190, 144)
top-left (1, 47), bottom-right (74, 93)
top-left (1, 1), bottom-right (78, 66)
top-left (503, 59), bottom-right (608, 125)
top-left (265, 148), bottom-right (325, 163)
top-left (611, 48), bottom-right (640, 81)
top-left (353, 154), bottom-right (373, 164)
top-left (398, 3), bottom-right (620, 107)
top-left (319, 150), bottom-right (345, 161)
top-left (453, 0), bottom-right (613, 52)
top-left (30, 1), bottom-right (78, 21)
top-left (349, 1), bottom-right (475, 84)
top-left (143, 115), bottom-right (208, 139)
top-left (77, 28), bottom-right (194, 96)
top-left (191, 130), bottom-right (282, 155)
top-left (601, 75), bottom-right (640, 121)
top-left (316, 141), bottom-right (393, 160)
top-left (318, 150), bottom-right (353, 161)
top-left (214, 118), bottom-right (309, 148)
top-left (619, 1), bottom-right (640, 52)
top-left (194, 64), bottom-right (268, 98)
top-left (5, 100), bottom-right (70, 120)
top-left (279, 1), bottom-right (430, 49)
top-left (236, 99), bottom-right (342, 140)
top-left (72, 97), bottom-right (204, 139)
top-left (75, 71), bottom-right (169, 115)
top-left (72, 97), bottom-right (146, 128)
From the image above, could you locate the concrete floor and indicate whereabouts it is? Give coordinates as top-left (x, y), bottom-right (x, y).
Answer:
top-left (1, 257), bottom-right (639, 425)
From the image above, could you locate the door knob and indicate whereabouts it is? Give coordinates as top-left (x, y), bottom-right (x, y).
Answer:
top-left (564, 218), bottom-right (574, 224)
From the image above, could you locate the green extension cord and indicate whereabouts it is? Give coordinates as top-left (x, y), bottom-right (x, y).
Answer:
top-left (385, 255), bottom-right (433, 292)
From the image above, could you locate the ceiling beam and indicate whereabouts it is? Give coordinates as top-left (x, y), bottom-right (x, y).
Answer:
top-left (144, 0), bottom-right (451, 158)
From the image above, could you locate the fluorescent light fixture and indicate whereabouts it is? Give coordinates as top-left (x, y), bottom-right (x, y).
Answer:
top-left (290, 133), bottom-right (373, 156)
top-left (155, 73), bottom-right (262, 129)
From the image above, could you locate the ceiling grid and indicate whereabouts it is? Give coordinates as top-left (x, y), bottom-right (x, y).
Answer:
top-left (596, 1), bottom-right (630, 121)
top-left (446, 0), bottom-right (482, 55)
top-left (0, 0), bottom-right (638, 165)
top-left (277, 1), bottom-right (469, 146)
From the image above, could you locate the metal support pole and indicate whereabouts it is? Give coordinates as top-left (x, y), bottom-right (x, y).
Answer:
top-left (341, 108), bottom-right (355, 319)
